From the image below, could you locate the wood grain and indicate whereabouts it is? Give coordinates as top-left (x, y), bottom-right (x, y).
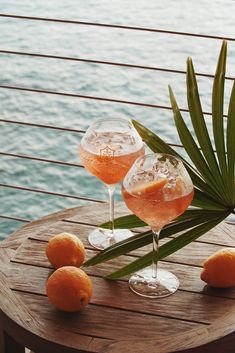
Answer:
top-left (7, 261), bottom-right (234, 324)
top-left (0, 248), bottom-right (107, 353)
top-left (13, 291), bottom-right (201, 340)
top-left (0, 203), bottom-right (235, 353)
top-left (10, 237), bottom-right (235, 299)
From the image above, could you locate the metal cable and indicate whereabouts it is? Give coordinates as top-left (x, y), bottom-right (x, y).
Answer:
top-left (0, 214), bottom-right (30, 222)
top-left (0, 13), bottom-right (235, 41)
top-left (0, 84), bottom-right (180, 110)
top-left (0, 152), bottom-right (84, 168)
top-left (0, 49), bottom-right (234, 81)
top-left (0, 121), bottom-right (184, 149)
top-left (0, 119), bottom-right (85, 133)
top-left (0, 183), bottom-right (105, 203)
top-left (1, 12), bottom-right (231, 225)
top-left (0, 84), bottom-right (219, 116)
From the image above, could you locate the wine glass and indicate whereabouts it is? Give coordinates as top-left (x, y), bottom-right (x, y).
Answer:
top-left (79, 117), bottom-right (144, 250)
top-left (122, 153), bottom-right (194, 298)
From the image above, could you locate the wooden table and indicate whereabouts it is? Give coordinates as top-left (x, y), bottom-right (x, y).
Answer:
top-left (1, 203), bottom-right (235, 353)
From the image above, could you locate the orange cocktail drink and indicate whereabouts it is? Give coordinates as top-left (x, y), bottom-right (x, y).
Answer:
top-left (79, 131), bottom-right (144, 185)
top-left (122, 178), bottom-right (194, 231)
top-left (122, 153), bottom-right (194, 298)
top-left (79, 117), bottom-right (144, 250)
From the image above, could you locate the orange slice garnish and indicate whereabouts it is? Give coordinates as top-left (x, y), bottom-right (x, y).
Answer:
top-left (130, 178), bottom-right (168, 196)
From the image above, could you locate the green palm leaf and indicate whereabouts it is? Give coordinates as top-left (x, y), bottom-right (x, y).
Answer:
top-left (186, 57), bottom-right (228, 202)
top-left (132, 119), bottom-right (183, 160)
top-left (227, 80), bottom-right (235, 204)
top-left (192, 188), bottom-right (227, 210)
top-left (212, 41), bottom-right (227, 178)
top-left (101, 214), bottom-right (146, 229)
top-left (106, 214), bottom-right (228, 279)
top-left (132, 120), bottom-right (221, 202)
top-left (84, 209), bottom-right (225, 267)
top-left (187, 58), bottom-right (220, 174)
top-left (169, 86), bottom-right (228, 204)
top-left (85, 40), bottom-right (235, 280)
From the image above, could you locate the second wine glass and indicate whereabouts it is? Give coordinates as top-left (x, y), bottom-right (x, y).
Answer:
top-left (122, 153), bottom-right (194, 298)
top-left (79, 117), bottom-right (144, 250)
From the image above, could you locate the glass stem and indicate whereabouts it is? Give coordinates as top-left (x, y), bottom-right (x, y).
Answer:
top-left (152, 229), bottom-right (160, 280)
top-left (106, 184), bottom-right (116, 238)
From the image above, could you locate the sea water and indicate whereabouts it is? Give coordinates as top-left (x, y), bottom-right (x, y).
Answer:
top-left (1, 0), bottom-right (235, 239)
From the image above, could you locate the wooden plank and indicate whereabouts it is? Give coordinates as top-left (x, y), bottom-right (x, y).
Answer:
top-left (103, 321), bottom-right (235, 353)
top-left (64, 203), bottom-right (235, 246)
top-left (198, 221), bottom-right (235, 246)
top-left (13, 291), bottom-right (202, 340)
top-left (2, 202), bottom-right (234, 251)
top-left (11, 238), bottom-right (235, 299)
top-left (165, 239), bottom-right (234, 266)
top-left (63, 203), bottom-right (127, 226)
top-left (28, 217), bottom-right (235, 250)
top-left (26, 220), bottom-right (151, 256)
top-left (12, 234), bottom-right (233, 271)
top-left (0, 248), bottom-right (107, 353)
top-left (0, 205), bottom-right (86, 250)
top-left (7, 262), bottom-right (235, 324)
top-left (1, 204), bottom-right (235, 353)
top-left (29, 221), bottom-right (101, 242)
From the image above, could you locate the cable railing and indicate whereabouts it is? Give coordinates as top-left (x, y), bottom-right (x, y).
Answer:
top-left (0, 12), bottom-right (232, 230)
top-left (0, 151), bottom-right (84, 168)
top-left (1, 49), bottom-right (235, 81)
top-left (0, 119), bottom-right (86, 133)
top-left (1, 13), bottom-right (235, 41)
top-left (0, 183), bottom-right (105, 203)
top-left (0, 214), bottom-right (30, 223)
top-left (0, 84), bottom-right (228, 118)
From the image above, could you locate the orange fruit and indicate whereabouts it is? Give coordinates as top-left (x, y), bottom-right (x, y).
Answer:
top-left (46, 266), bottom-right (92, 312)
top-left (46, 232), bottom-right (85, 269)
top-left (201, 248), bottom-right (235, 288)
top-left (130, 178), bottom-right (168, 196)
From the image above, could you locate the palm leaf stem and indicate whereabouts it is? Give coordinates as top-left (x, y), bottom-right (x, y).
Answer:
top-left (106, 214), bottom-right (228, 279)
top-left (85, 210), bottom-right (225, 267)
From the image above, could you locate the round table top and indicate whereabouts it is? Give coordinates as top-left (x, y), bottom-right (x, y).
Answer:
top-left (1, 203), bottom-right (235, 353)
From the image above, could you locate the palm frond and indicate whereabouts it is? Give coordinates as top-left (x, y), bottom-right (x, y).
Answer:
top-left (187, 58), bottom-right (219, 173)
top-left (186, 57), bottom-right (229, 202)
top-left (101, 214), bottom-right (146, 229)
top-left (212, 41), bottom-right (227, 179)
top-left (132, 120), bottom-right (220, 200)
top-left (227, 80), bottom-right (235, 204)
top-left (85, 41), bottom-right (235, 279)
top-left (169, 86), bottom-right (227, 204)
top-left (84, 209), bottom-right (226, 267)
top-left (106, 214), bottom-right (228, 279)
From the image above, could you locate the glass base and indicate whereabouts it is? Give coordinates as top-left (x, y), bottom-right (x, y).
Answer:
top-left (88, 228), bottom-right (133, 250)
top-left (226, 214), bottom-right (235, 225)
top-left (129, 267), bottom-right (179, 298)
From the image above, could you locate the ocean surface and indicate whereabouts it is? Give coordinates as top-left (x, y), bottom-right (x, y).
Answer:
top-left (1, 0), bottom-right (235, 240)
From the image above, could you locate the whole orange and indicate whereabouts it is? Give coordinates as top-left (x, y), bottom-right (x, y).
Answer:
top-left (201, 248), bottom-right (235, 288)
top-left (46, 266), bottom-right (92, 312)
top-left (46, 232), bottom-right (85, 269)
